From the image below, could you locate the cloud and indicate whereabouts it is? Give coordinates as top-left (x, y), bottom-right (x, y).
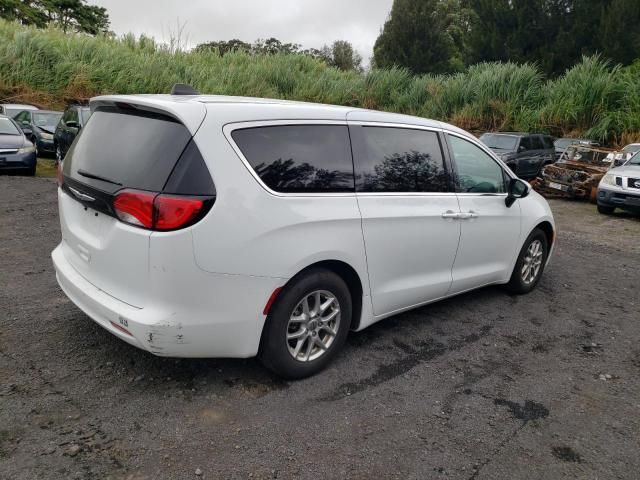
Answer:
top-left (92, 0), bottom-right (392, 63)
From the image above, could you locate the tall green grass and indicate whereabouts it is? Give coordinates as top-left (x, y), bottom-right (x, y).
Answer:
top-left (0, 19), bottom-right (638, 144)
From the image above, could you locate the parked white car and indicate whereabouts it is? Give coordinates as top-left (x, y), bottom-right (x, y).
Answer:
top-left (597, 151), bottom-right (640, 214)
top-left (52, 87), bottom-right (555, 378)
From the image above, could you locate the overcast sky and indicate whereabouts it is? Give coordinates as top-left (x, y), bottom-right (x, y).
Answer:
top-left (92, 0), bottom-right (393, 63)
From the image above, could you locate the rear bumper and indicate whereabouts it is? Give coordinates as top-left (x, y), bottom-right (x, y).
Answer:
top-left (52, 244), bottom-right (285, 358)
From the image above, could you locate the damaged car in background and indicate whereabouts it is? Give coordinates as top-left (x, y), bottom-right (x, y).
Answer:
top-left (531, 144), bottom-right (616, 201)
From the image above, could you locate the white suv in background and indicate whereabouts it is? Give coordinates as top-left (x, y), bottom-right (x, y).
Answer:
top-left (52, 87), bottom-right (555, 378)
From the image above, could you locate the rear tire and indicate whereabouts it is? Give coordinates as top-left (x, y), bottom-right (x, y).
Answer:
top-left (259, 268), bottom-right (352, 379)
top-left (597, 205), bottom-right (615, 215)
top-left (505, 228), bottom-right (548, 295)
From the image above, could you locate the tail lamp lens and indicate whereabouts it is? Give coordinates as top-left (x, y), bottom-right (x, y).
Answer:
top-left (113, 190), bottom-right (155, 228)
top-left (154, 195), bottom-right (203, 231)
top-left (113, 190), bottom-right (206, 231)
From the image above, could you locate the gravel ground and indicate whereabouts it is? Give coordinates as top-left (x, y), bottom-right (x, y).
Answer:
top-left (1, 176), bottom-right (639, 480)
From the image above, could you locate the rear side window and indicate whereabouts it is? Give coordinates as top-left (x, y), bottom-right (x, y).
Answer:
top-left (63, 107), bottom-right (193, 194)
top-left (351, 126), bottom-right (450, 193)
top-left (530, 136), bottom-right (544, 150)
top-left (232, 125), bottom-right (354, 193)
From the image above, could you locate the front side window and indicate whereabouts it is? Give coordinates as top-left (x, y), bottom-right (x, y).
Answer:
top-left (531, 136), bottom-right (544, 150)
top-left (231, 125), bottom-right (354, 193)
top-left (448, 135), bottom-right (507, 194)
top-left (352, 126), bottom-right (450, 193)
top-left (519, 137), bottom-right (532, 151)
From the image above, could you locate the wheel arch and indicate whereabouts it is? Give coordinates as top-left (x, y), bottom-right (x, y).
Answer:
top-left (273, 259), bottom-right (365, 331)
top-left (534, 220), bottom-right (555, 250)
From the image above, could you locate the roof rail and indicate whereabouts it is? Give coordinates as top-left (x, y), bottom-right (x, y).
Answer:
top-left (170, 83), bottom-right (199, 95)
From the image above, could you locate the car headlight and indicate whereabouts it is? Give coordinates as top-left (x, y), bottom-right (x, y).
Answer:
top-left (18, 145), bottom-right (36, 154)
top-left (40, 132), bottom-right (53, 140)
top-left (600, 173), bottom-right (616, 186)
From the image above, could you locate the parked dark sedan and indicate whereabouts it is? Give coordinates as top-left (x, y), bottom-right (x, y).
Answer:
top-left (54, 105), bottom-right (91, 163)
top-left (0, 115), bottom-right (37, 176)
top-left (479, 132), bottom-right (556, 179)
top-left (14, 109), bottom-right (62, 157)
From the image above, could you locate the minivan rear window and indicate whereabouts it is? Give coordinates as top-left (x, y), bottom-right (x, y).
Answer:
top-left (231, 125), bottom-right (354, 193)
top-left (63, 107), bottom-right (192, 194)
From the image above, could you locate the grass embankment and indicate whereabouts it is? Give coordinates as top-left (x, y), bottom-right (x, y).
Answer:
top-left (0, 19), bottom-right (639, 145)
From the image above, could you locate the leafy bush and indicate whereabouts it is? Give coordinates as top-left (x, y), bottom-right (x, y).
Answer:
top-left (1, 19), bottom-right (638, 144)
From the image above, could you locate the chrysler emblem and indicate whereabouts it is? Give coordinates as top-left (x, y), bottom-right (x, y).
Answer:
top-left (68, 186), bottom-right (95, 202)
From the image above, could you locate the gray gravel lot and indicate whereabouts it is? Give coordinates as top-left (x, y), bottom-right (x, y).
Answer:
top-left (1, 176), bottom-right (639, 480)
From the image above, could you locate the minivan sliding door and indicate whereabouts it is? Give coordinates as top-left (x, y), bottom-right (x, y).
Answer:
top-left (349, 123), bottom-right (461, 317)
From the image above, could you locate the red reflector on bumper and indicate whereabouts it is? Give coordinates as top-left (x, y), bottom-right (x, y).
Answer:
top-left (110, 321), bottom-right (133, 337)
top-left (263, 287), bottom-right (282, 315)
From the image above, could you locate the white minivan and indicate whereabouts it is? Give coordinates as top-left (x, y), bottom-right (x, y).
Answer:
top-left (52, 87), bottom-right (555, 378)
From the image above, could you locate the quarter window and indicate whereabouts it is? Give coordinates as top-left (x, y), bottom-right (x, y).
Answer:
top-left (231, 125), bottom-right (354, 193)
top-left (351, 126), bottom-right (450, 193)
top-left (448, 135), bottom-right (507, 194)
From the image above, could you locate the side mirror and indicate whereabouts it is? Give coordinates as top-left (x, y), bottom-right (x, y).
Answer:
top-left (505, 178), bottom-right (529, 207)
top-left (21, 121), bottom-right (30, 127)
top-left (22, 128), bottom-right (33, 137)
top-left (66, 120), bottom-right (79, 129)
top-left (518, 145), bottom-right (526, 153)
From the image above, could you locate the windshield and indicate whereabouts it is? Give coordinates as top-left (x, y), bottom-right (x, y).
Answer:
top-left (554, 139), bottom-right (573, 149)
top-left (0, 117), bottom-right (20, 135)
top-left (479, 133), bottom-right (518, 150)
top-left (628, 151), bottom-right (640, 165)
top-left (33, 112), bottom-right (62, 129)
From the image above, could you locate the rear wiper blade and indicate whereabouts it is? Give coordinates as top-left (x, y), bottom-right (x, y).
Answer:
top-left (77, 169), bottom-right (122, 186)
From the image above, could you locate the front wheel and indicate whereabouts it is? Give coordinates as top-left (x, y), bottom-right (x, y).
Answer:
top-left (506, 228), bottom-right (548, 294)
top-left (259, 268), bottom-right (352, 379)
top-left (597, 205), bottom-right (615, 215)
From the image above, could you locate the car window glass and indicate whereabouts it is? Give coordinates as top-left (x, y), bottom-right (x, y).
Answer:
top-left (519, 137), bottom-right (532, 151)
top-left (64, 107), bottom-right (193, 194)
top-left (542, 136), bottom-right (554, 149)
top-left (0, 117), bottom-right (21, 135)
top-left (352, 126), bottom-right (449, 193)
top-left (448, 135), bottom-right (507, 194)
top-left (531, 136), bottom-right (544, 149)
top-left (232, 125), bottom-right (354, 193)
top-left (68, 109), bottom-right (79, 124)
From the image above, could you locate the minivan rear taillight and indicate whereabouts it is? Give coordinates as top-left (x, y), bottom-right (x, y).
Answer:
top-left (113, 189), bottom-right (211, 231)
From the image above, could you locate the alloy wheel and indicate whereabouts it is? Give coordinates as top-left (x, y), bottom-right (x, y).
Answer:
top-left (286, 290), bottom-right (340, 362)
top-left (521, 239), bottom-right (543, 285)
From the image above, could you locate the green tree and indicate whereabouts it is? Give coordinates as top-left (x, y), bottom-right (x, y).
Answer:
top-left (194, 39), bottom-right (252, 55)
top-left (373, 0), bottom-right (471, 74)
top-left (0, 0), bottom-right (109, 34)
top-left (599, 0), bottom-right (640, 66)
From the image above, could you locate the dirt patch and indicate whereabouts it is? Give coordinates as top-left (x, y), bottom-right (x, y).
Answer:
top-left (1, 176), bottom-right (639, 479)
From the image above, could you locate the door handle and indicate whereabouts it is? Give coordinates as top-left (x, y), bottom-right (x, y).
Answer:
top-left (441, 210), bottom-right (460, 219)
top-left (458, 211), bottom-right (478, 220)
